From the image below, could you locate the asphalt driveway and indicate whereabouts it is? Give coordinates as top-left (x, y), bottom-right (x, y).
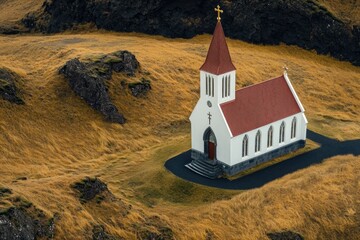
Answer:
top-left (164, 130), bottom-right (360, 190)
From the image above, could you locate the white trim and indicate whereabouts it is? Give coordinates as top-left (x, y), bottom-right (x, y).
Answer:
top-left (284, 72), bottom-right (305, 112)
top-left (218, 105), bottom-right (233, 138)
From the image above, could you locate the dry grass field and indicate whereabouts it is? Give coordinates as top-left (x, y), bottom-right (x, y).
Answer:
top-left (0, 30), bottom-right (359, 239)
top-left (0, 0), bottom-right (360, 228)
top-left (0, 0), bottom-right (44, 30)
top-left (316, 0), bottom-right (360, 25)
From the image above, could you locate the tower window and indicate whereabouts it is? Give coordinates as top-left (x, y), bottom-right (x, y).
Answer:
top-left (211, 77), bottom-right (214, 97)
top-left (206, 75), bottom-right (214, 97)
top-left (222, 77), bottom-right (224, 98)
top-left (222, 75), bottom-right (231, 98)
top-left (205, 75), bottom-right (209, 95)
top-left (227, 75), bottom-right (230, 97)
top-left (225, 76), bottom-right (228, 97)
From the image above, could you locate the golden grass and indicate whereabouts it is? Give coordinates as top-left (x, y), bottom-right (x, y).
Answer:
top-left (0, 31), bottom-right (359, 239)
top-left (316, 0), bottom-right (360, 25)
top-left (0, 0), bottom-right (44, 26)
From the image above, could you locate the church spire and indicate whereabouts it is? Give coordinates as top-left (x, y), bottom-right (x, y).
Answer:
top-left (200, 6), bottom-right (236, 75)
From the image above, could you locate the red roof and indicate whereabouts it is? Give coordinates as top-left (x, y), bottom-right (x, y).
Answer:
top-left (200, 22), bottom-right (236, 75)
top-left (220, 75), bottom-right (301, 136)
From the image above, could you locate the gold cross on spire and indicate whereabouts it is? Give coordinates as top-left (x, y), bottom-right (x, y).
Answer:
top-left (214, 5), bottom-right (223, 22)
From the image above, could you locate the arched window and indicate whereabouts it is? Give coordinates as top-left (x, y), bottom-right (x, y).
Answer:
top-left (255, 130), bottom-right (261, 152)
top-left (291, 117), bottom-right (297, 139)
top-left (267, 126), bottom-right (273, 148)
top-left (242, 135), bottom-right (248, 157)
top-left (279, 121), bottom-right (285, 143)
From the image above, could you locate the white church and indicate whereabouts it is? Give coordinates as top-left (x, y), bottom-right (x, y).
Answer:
top-left (187, 6), bottom-right (308, 178)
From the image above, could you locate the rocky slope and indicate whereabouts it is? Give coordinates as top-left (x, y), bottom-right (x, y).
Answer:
top-left (59, 50), bottom-right (141, 124)
top-left (0, 68), bottom-right (24, 105)
top-left (22, 0), bottom-right (360, 66)
top-left (0, 188), bottom-right (55, 240)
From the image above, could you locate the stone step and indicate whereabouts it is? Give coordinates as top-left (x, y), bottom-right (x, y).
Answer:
top-left (185, 160), bottom-right (222, 179)
top-left (194, 159), bottom-right (222, 173)
top-left (193, 160), bottom-right (215, 172)
top-left (185, 164), bottom-right (218, 179)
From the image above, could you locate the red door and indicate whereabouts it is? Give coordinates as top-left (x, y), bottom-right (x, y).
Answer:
top-left (208, 142), bottom-right (215, 160)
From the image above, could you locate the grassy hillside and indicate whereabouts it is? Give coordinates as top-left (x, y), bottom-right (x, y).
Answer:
top-left (0, 0), bottom-right (44, 31)
top-left (0, 31), bottom-right (359, 239)
top-left (316, 0), bottom-right (360, 25)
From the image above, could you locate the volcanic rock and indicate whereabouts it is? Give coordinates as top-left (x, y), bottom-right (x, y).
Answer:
top-left (23, 0), bottom-right (360, 66)
top-left (71, 177), bottom-right (109, 203)
top-left (0, 189), bottom-right (55, 240)
top-left (135, 216), bottom-right (174, 240)
top-left (128, 78), bottom-right (151, 97)
top-left (267, 231), bottom-right (304, 240)
top-left (0, 68), bottom-right (24, 105)
top-left (60, 51), bottom-right (138, 124)
top-left (92, 225), bottom-right (124, 240)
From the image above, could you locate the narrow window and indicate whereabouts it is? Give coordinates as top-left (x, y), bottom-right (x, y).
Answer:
top-left (208, 76), bottom-right (211, 96)
top-left (206, 75), bottom-right (208, 95)
top-left (242, 135), bottom-right (248, 157)
top-left (255, 130), bottom-right (261, 152)
top-left (222, 77), bottom-right (224, 98)
top-left (212, 77), bottom-right (214, 97)
top-left (279, 122), bottom-right (285, 143)
top-left (267, 126), bottom-right (273, 148)
top-left (227, 75), bottom-right (230, 97)
top-left (291, 117), bottom-right (297, 139)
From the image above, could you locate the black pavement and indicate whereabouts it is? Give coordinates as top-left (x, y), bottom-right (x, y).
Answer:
top-left (164, 130), bottom-right (360, 190)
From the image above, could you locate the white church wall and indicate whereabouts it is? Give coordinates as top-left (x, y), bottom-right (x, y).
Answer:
top-left (190, 98), bottom-right (232, 165)
top-left (228, 112), bottom-right (307, 166)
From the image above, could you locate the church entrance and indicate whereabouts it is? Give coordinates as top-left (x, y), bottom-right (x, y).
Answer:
top-left (204, 128), bottom-right (217, 160)
top-left (208, 141), bottom-right (215, 160)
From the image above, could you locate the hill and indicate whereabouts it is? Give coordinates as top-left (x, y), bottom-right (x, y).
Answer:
top-left (0, 0), bottom-right (359, 66)
top-left (316, 0), bottom-right (360, 25)
top-left (0, 30), bottom-right (359, 238)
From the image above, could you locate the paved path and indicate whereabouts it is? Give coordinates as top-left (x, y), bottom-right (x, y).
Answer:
top-left (164, 130), bottom-right (360, 190)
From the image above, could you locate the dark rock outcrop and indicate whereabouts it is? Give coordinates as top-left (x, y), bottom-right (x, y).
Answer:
top-left (92, 225), bottom-right (123, 240)
top-left (59, 51), bottom-right (139, 124)
top-left (24, 0), bottom-right (360, 66)
top-left (134, 216), bottom-right (174, 240)
top-left (71, 177), bottom-right (109, 203)
top-left (0, 68), bottom-right (24, 105)
top-left (0, 208), bottom-right (55, 240)
top-left (267, 231), bottom-right (304, 240)
top-left (0, 187), bottom-right (12, 197)
top-left (0, 189), bottom-right (55, 240)
top-left (128, 79), bottom-right (151, 97)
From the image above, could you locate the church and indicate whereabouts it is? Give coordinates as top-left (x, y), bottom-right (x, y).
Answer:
top-left (187, 6), bottom-right (308, 179)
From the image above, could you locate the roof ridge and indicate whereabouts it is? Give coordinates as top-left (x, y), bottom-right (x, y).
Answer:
top-left (235, 74), bottom-right (285, 92)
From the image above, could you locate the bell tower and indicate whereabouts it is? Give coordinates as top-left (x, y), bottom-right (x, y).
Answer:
top-left (199, 5), bottom-right (236, 105)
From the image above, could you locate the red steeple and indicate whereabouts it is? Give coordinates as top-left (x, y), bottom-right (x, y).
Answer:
top-left (200, 21), bottom-right (236, 75)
